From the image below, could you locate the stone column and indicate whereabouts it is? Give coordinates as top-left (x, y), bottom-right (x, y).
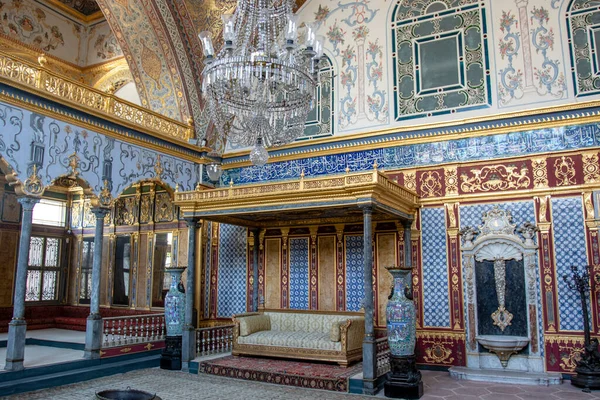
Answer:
top-left (84, 207), bottom-right (110, 359)
top-left (404, 221), bottom-right (412, 269)
top-left (252, 228), bottom-right (260, 311)
top-left (5, 196), bottom-right (39, 371)
top-left (361, 205), bottom-right (377, 394)
top-left (182, 218), bottom-right (199, 367)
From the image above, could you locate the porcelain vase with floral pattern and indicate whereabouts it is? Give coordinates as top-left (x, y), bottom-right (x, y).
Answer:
top-left (386, 267), bottom-right (416, 357)
top-left (164, 267), bottom-right (186, 336)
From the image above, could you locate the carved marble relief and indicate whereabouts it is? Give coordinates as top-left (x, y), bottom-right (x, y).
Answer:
top-left (460, 206), bottom-right (541, 370)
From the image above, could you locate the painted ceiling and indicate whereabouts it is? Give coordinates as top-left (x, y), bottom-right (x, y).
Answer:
top-left (95, 0), bottom-right (308, 148)
top-left (55, 0), bottom-right (100, 15)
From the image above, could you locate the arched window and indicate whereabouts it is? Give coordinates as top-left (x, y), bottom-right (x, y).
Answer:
top-left (567, 0), bottom-right (600, 96)
top-left (391, 0), bottom-right (491, 120)
top-left (301, 55), bottom-right (334, 140)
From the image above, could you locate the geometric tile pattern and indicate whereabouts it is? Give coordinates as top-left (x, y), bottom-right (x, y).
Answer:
top-left (552, 197), bottom-right (588, 331)
top-left (345, 235), bottom-right (364, 312)
top-left (217, 224), bottom-right (247, 318)
top-left (204, 221), bottom-right (212, 319)
top-left (289, 238), bottom-right (309, 310)
top-left (421, 207), bottom-right (450, 327)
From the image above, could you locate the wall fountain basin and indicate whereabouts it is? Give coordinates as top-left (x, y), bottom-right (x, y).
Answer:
top-left (476, 335), bottom-right (530, 368)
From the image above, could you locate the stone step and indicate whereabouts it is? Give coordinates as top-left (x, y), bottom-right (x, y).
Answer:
top-left (449, 366), bottom-right (563, 386)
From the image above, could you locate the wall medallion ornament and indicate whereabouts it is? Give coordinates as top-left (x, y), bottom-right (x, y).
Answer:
top-left (554, 156), bottom-right (577, 186)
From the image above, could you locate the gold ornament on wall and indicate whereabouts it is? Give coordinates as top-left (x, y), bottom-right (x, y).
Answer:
top-left (420, 171), bottom-right (443, 197)
top-left (531, 158), bottom-right (548, 188)
top-left (23, 164), bottom-right (44, 196)
top-left (403, 170), bottom-right (416, 191)
top-left (154, 154), bottom-right (164, 179)
top-left (554, 156), bottom-right (576, 186)
top-left (423, 342), bottom-right (455, 364)
top-left (582, 152), bottom-right (600, 184)
top-left (444, 166), bottom-right (458, 196)
top-left (460, 164), bottom-right (530, 193)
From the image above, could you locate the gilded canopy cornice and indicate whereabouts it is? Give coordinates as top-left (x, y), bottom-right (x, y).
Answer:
top-left (174, 169), bottom-right (420, 228)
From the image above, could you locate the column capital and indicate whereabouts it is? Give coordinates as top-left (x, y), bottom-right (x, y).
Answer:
top-left (184, 217), bottom-right (201, 228)
top-left (17, 196), bottom-right (39, 210)
top-left (90, 207), bottom-right (110, 219)
top-left (359, 204), bottom-right (373, 213)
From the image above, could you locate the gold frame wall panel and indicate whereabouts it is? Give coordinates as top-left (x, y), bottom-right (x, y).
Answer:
top-left (265, 238), bottom-right (281, 309)
top-left (317, 235), bottom-right (336, 312)
top-left (376, 233), bottom-right (396, 328)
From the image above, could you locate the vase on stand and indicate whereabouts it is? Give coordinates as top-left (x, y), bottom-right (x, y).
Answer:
top-left (384, 266), bottom-right (423, 399)
top-left (161, 267), bottom-right (186, 371)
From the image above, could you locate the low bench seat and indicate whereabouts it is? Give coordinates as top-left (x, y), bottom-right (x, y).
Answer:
top-left (232, 310), bottom-right (364, 367)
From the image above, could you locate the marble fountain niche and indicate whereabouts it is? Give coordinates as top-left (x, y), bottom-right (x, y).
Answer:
top-left (449, 206), bottom-right (562, 385)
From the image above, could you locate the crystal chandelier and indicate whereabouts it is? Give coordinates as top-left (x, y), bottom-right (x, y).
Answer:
top-left (198, 0), bottom-right (324, 166)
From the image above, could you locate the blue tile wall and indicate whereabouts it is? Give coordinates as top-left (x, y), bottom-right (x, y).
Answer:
top-left (552, 197), bottom-right (588, 331)
top-left (221, 123), bottom-right (600, 185)
top-left (421, 207), bottom-right (450, 328)
top-left (345, 235), bottom-right (364, 312)
top-left (217, 224), bottom-right (247, 317)
top-left (289, 238), bottom-right (309, 310)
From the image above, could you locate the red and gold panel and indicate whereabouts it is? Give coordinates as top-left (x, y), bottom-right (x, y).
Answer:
top-left (544, 335), bottom-right (585, 373)
top-left (547, 155), bottom-right (583, 188)
top-left (100, 341), bottom-right (165, 358)
top-left (309, 228), bottom-right (318, 310)
top-left (457, 161), bottom-right (533, 195)
top-left (416, 331), bottom-right (465, 367)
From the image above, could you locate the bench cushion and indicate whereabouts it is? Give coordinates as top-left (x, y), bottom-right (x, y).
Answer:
top-left (237, 330), bottom-right (342, 351)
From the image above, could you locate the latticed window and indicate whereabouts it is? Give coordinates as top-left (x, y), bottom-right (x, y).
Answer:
top-left (79, 238), bottom-right (94, 304)
top-left (25, 236), bottom-right (62, 302)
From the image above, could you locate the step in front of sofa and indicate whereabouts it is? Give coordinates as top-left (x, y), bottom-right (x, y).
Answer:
top-left (0, 350), bottom-right (161, 396)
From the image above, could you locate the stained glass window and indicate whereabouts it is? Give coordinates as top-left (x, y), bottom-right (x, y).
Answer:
top-left (25, 236), bottom-right (62, 302)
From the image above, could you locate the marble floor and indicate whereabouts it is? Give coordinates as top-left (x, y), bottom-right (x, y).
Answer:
top-left (4, 368), bottom-right (600, 399)
top-left (0, 329), bottom-right (85, 344)
top-left (0, 329), bottom-right (85, 370)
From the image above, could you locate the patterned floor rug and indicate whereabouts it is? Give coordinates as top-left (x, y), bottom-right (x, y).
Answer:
top-left (198, 355), bottom-right (362, 392)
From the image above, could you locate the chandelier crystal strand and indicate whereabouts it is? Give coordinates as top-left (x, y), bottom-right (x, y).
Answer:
top-left (199, 0), bottom-right (323, 165)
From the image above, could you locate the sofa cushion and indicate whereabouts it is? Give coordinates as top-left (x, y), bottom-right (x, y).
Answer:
top-left (265, 312), bottom-right (359, 334)
top-left (239, 315), bottom-right (271, 337)
top-left (237, 330), bottom-right (342, 351)
top-left (329, 321), bottom-right (341, 342)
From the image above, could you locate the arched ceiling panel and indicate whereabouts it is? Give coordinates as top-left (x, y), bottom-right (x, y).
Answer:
top-left (96, 0), bottom-right (196, 125)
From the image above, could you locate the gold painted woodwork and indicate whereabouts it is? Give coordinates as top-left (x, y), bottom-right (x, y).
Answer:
top-left (0, 51), bottom-right (193, 145)
top-left (175, 170), bottom-right (419, 228)
top-left (376, 233), bottom-right (396, 327)
top-left (318, 235), bottom-right (336, 312)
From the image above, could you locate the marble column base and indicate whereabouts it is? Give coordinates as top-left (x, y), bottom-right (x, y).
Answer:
top-left (84, 314), bottom-right (103, 360)
top-left (181, 326), bottom-right (196, 365)
top-left (5, 319), bottom-right (27, 371)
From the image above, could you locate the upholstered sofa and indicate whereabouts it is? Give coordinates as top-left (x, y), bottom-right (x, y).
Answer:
top-left (232, 310), bottom-right (365, 367)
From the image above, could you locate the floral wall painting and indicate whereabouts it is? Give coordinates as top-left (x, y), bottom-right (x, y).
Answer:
top-left (0, 0), bottom-right (82, 64)
top-left (494, 0), bottom-right (566, 107)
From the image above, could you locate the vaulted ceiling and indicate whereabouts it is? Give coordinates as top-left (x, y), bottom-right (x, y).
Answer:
top-left (93, 0), bottom-right (308, 150)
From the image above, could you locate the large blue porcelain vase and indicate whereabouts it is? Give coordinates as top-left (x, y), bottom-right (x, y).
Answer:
top-left (164, 267), bottom-right (186, 337)
top-left (386, 267), bottom-right (416, 357)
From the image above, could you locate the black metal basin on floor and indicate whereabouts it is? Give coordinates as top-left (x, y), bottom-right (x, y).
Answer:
top-left (96, 388), bottom-right (156, 400)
